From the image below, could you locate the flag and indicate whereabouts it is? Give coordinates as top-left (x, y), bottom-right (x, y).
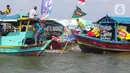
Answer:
top-left (72, 6), bottom-right (87, 18)
top-left (41, 0), bottom-right (53, 19)
top-left (78, 0), bottom-right (86, 5)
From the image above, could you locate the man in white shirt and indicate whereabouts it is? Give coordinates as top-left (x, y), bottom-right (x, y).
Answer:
top-left (28, 6), bottom-right (38, 18)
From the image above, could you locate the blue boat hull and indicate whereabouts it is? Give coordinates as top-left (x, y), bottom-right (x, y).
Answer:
top-left (0, 40), bottom-right (52, 56)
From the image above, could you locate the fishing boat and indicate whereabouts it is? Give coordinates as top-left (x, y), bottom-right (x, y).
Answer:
top-left (0, 14), bottom-right (52, 56)
top-left (44, 20), bottom-right (75, 50)
top-left (41, 20), bottom-right (64, 50)
top-left (71, 15), bottom-right (130, 53)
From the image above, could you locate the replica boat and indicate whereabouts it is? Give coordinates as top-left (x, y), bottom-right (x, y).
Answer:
top-left (71, 15), bottom-right (130, 53)
top-left (0, 14), bottom-right (52, 56)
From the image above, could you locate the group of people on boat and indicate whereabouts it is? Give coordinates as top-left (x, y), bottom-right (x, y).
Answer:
top-left (76, 19), bottom-right (99, 37)
top-left (76, 19), bottom-right (115, 40)
top-left (0, 5), bottom-right (64, 47)
top-left (27, 6), bottom-right (63, 45)
top-left (75, 19), bottom-right (118, 41)
top-left (76, 18), bottom-right (130, 42)
top-left (0, 5), bottom-right (45, 45)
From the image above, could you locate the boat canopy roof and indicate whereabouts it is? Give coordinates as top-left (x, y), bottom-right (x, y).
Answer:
top-left (0, 14), bottom-right (20, 22)
top-left (0, 14), bottom-right (63, 27)
top-left (97, 15), bottom-right (130, 25)
top-left (18, 18), bottom-right (63, 26)
top-left (44, 20), bottom-right (64, 26)
top-left (18, 17), bottom-right (29, 21)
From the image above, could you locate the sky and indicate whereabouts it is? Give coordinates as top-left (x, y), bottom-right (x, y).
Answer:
top-left (0, 0), bottom-right (130, 22)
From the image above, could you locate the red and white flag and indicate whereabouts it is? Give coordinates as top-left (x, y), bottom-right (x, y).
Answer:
top-left (78, 0), bottom-right (85, 5)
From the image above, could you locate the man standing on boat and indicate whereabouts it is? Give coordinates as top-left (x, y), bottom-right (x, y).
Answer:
top-left (28, 6), bottom-right (39, 31)
top-left (76, 19), bottom-right (86, 34)
top-left (34, 20), bottom-right (45, 45)
top-left (28, 6), bottom-right (38, 18)
top-left (34, 17), bottom-right (46, 45)
top-left (4, 5), bottom-right (11, 15)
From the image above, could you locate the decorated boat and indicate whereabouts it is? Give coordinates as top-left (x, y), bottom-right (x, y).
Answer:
top-left (44, 20), bottom-right (75, 50)
top-left (71, 15), bottom-right (130, 53)
top-left (0, 14), bottom-right (52, 56)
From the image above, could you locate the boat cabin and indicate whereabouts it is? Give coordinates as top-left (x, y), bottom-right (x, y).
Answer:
top-left (97, 15), bottom-right (130, 42)
top-left (43, 20), bottom-right (64, 39)
top-left (0, 15), bottom-right (37, 46)
top-left (0, 14), bottom-right (20, 35)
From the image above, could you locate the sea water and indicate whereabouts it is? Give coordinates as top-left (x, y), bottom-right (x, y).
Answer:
top-left (0, 45), bottom-right (130, 73)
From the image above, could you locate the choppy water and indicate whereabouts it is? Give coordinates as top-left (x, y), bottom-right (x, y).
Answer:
top-left (0, 49), bottom-right (130, 73)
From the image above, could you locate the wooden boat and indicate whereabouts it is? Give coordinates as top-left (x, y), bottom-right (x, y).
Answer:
top-left (44, 20), bottom-right (75, 50)
top-left (71, 15), bottom-right (130, 53)
top-left (0, 15), bottom-right (52, 56)
top-left (41, 20), bottom-right (64, 50)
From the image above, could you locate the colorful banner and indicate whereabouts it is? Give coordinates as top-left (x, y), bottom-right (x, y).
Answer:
top-left (72, 6), bottom-right (87, 18)
top-left (41, 0), bottom-right (53, 19)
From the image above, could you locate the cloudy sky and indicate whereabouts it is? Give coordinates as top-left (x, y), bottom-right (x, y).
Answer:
top-left (0, 0), bottom-right (130, 22)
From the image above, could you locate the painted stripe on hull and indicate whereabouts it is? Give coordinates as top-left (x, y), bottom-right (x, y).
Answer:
top-left (0, 50), bottom-right (44, 56)
top-left (78, 42), bottom-right (130, 52)
top-left (0, 46), bottom-right (21, 48)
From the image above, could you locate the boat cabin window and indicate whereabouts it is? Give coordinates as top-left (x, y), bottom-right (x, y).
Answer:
top-left (126, 25), bottom-right (130, 33)
top-left (0, 24), bottom-right (3, 31)
top-left (99, 24), bottom-right (115, 41)
top-left (24, 38), bottom-right (35, 45)
top-left (117, 24), bottom-right (130, 42)
top-left (0, 23), bottom-right (17, 36)
top-left (21, 26), bottom-right (26, 32)
top-left (0, 24), bottom-right (3, 35)
top-left (44, 26), bottom-right (63, 40)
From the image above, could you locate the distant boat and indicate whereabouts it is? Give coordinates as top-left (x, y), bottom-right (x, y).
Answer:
top-left (71, 15), bottom-right (130, 53)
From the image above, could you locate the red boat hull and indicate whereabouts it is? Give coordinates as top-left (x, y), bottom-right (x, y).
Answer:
top-left (71, 29), bottom-right (130, 53)
top-left (50, 40), bottom-right (63, 50)
top-left (50, 40), bottom-right (73, 50)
